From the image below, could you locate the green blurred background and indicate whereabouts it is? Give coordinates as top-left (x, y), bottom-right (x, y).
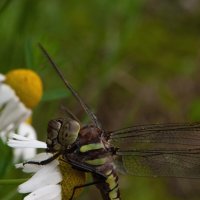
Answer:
top-left (1, 0), bottom-right (200, 199)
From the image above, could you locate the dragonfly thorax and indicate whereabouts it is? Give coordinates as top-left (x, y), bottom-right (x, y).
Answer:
top-left (46, 118), bottom-right (80, 152)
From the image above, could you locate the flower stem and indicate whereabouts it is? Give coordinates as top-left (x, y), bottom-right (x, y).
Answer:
top-left (0, 178), bottom-right (27, 185)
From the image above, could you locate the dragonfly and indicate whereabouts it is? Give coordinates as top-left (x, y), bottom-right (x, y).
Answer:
top-left (27, 44), bottom-right (200, 200)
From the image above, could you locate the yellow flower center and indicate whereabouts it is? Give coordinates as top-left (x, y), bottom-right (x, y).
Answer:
top-left (25, 117), bottom-right (32, 124)
top-left (59, 158), bottom-right (86, 199)
top-left (5, 69), bottom-right (43, 109)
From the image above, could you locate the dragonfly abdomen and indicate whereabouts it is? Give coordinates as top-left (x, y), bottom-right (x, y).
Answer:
top-left (78, 126), bottom-right (120, 200)
top-left (93, 164), bottom-right (120, 200)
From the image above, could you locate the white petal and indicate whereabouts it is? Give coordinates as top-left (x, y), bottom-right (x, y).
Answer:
top-left (18, 123), bottom-right (37, 139)
top-left (8, 139), bottom-right (47, 149)
top-left (0, 74), bottom-right (5, 82)
top-left (22, 148), bottom-right (37, 161)
top-left (8, 125), bottom-right (47, 149)
top-left (13, 147), bottom-right (37, 163)
top-left (0, 84), bottom-right (15, 106)
top-left (0, 129), bottom-right (9, 142)
top-left (18, 162), bottom-right (62, 193)
top-left (0, 124), bottom-right (16, 142)
top-left (24, 185), bottom-right (61, 200)
top-left (8, 101), bottom-right (31, 129)
top-left (10, 133), bottom-right (31, 141)
top-left (9, 123), bottom-right (38, 162)
top-left (0, 97), bottom-right (31, 132)
top-left (9, 132), bottom-right (37, 141)
top-left (15, 163), bottom-right (24, 169)
top-left (16, 153), bottom-right (57, 173)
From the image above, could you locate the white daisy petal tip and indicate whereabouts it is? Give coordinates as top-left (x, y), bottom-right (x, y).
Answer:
top-left (0, 74), bottom-right (5, 82)
top-left (18, 167), bottom-right (62, 193)
top-left (8, 132), bottom-right (47, 149)
top-left (8, 139), bottom-right (47, 149)
top-left (15, 163), bottom-right (23, 169)
top-left (15, 162), bottom-right (37, 173)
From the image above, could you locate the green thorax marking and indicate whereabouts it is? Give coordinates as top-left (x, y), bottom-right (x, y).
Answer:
top-left (80, 143), bottom-right (104, 153)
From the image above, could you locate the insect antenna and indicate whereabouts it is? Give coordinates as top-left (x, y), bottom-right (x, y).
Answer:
top-left (39, 44), bottom-right (101, 128)
top-left (60, 105), bottom-right (80, 123)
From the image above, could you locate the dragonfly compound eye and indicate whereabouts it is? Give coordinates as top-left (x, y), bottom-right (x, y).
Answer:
top-left (59, 120), bottom-right (80, 146)
top-left (46, 119), bottom-right (62, 151)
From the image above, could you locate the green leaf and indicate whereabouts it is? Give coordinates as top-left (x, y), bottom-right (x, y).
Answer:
top-left (0, 140), bottom-right (12, 178)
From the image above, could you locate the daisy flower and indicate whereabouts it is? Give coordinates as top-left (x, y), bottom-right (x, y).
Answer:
top-left (0, 69), bottom-right (43, 160)
top-left (10, 123), bottom-right (38, 162)
top-left (8, 135), bottom-right (86, 200)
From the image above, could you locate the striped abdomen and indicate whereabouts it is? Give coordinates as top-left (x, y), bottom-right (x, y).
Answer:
top-left (78, 126), bottom-right (120, 200)
top-left (93, 166), bottom-right (120, 200)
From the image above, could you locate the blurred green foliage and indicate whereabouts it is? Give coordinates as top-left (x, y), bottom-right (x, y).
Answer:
top-left (1, 0), bottom-right (200, 200)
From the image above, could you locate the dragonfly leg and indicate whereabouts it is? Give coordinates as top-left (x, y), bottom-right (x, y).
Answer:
top-left (23, 152), bottom-right (60, 166)
top-left (69, 180), bottom-right (103, 200)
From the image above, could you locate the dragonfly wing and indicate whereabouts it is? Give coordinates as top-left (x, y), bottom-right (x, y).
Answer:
top-left (109, 122), bottom-right (200, 178)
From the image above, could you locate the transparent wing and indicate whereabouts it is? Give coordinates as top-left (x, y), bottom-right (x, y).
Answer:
top-left (109, 122), bottom-right (200, 178)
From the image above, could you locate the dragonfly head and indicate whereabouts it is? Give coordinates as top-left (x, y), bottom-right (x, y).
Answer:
top-left (46, 118), bottom-right (80, 152)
